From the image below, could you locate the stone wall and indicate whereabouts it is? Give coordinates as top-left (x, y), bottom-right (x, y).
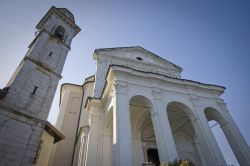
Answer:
top-left (0, 107), bottom-right (43, 166)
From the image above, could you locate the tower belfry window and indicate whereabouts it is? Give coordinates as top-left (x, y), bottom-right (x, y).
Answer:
top-left (53, 26), bottom-right (65, 41)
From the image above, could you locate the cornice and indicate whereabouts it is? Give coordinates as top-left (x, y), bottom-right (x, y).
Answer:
top-left (25, 56), bottom-right (62, 79)
top-left (84, 64), bottom-right (225, 110)
top-left (59, 75), bottom-right (95, 106)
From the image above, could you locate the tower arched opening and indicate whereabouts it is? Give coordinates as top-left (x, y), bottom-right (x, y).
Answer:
top-left (53, 26), bottom-right (66, 41)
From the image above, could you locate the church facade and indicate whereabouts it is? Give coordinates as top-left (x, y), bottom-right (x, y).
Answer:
top-left (50, 46), bottom-right (250, 166)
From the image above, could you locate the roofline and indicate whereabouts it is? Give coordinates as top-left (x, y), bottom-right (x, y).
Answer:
top-left (44, 121), bottom-right (65, 143)
top-left (94, 46), bottom-right (183, 71)
top-left (57, 8), bottom-right (75, 22)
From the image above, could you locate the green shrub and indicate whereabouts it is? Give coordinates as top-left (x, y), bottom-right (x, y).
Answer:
top-left (161, 159), bottom-right (195, 166)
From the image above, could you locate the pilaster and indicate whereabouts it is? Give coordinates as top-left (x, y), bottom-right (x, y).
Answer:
top-left (85, 99), bottom-right (102, 166)
top-left (113, 80), bottom-right (134, 166)
top-left (93, 57), bottom-right (108, 98)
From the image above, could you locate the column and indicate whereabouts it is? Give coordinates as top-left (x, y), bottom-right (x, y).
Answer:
top-left (151, 89), bottom-right (179, 163)
top-left (190, 96), bottom-right (226, 165)
top-left (80, 126), bottom-right (90, 166)
top-left (113, 80), bottom-right (134, 166)
top-left (101, 133), bottom-right (112, 166)
top-left (198, 111), bottom-right (226, 165)
top-left (85, 100), bottom-right (101, 166)
top-left (190, 96), bottom-right (225, 166)
top-left (191, 118), bottom-right (217, 166)
top-left (218, 101), bottom-right (250, 166)
top-left (72, 126), bottom-right (89, 166)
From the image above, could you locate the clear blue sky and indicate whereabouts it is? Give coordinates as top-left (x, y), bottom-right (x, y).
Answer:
top-left (0, 1), bottom-right (249, 165)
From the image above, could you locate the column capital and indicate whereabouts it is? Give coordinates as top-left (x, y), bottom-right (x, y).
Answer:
top-left (94, 53), bottom-right (107, 63)
top-left (113, 80), bottom-right (128, 94)
top-left (89, 112), bottom-right (101, 123)
top-left (152, 88), bottom-right (163, 100)
top-left (189, 95), bottom-right (201, 106)
top-left (87, 99), bottom-right (102, 123)
top-left (216, 99), bottom-right (229, 112)
top-left (189, 95), bottom-right (203, 113)
top-left (79, 125), bottom-right (90, 136)
top-left (86, 98), bottom-right (102, 112)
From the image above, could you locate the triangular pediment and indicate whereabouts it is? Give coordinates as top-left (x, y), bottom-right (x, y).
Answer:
top-left (95, 46), bottom-right (182, 72)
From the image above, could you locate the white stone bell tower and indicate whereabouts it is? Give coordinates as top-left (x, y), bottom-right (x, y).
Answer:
top-left (0, 6), bottom-right (80, 166)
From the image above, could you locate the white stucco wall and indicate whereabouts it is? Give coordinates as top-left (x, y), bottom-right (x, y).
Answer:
top-left (54, 47), bottom-right (250, 166)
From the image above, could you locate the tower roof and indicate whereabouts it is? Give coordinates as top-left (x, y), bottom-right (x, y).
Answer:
top-left (57, 8), bottom-right (75, 23)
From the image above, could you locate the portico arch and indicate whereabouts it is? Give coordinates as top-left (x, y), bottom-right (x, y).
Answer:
top-left (129, 95), bottom-right (160, 166)
top-left (204, 107), bottom-right (239, 165)
top-left (204, 107), bottom-right (225, 124)
top-left (166, 101), bottom-right (201, 166)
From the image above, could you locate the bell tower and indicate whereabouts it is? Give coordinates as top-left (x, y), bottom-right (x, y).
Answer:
top-left (0, 6), bottom-right (80, 165)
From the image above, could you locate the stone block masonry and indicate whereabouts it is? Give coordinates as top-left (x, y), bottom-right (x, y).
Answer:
top-left (0, 107), bottom-right (44, 166)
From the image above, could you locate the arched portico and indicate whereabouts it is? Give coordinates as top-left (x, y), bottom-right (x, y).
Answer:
top-left (99, 76), bottom-right (250, 166)
top-left (103, 88), bottom-right (180, 166)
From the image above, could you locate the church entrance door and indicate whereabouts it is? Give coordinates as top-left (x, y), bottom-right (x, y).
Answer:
top-left (147, 148), bottom-right (160, 166)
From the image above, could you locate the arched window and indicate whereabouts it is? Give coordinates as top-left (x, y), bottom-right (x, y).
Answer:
top-left (53, 26), bottom-right (65, 41)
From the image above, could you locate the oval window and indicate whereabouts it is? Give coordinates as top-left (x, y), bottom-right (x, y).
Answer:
top-left (136, 57), bottom-right (143, 61)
